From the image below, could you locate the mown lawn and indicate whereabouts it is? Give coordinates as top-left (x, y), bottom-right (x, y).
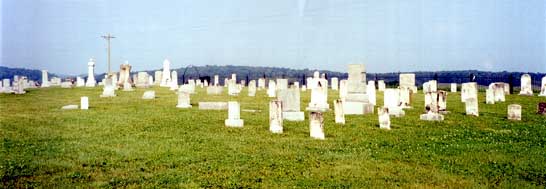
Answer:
top-left (1, 86), bottom-right (545, 188)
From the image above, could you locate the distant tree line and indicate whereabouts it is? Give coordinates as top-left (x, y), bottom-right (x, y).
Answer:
top-left (1, 65), bottom-right (544, 88)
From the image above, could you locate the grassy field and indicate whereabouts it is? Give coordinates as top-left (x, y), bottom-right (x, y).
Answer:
top-left (1, 86), bottom-right (545, 188)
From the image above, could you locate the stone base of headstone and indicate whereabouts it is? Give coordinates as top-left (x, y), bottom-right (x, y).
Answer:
top-left (142, 91), bottom-right (155, 99)
top-left (282, 112), bottom-right (305, 121)
top-left (420, 112), bottom-right (444, 121)
top-left (198, 102), bottom-right (228, 110)
top-left (342, 101), bottom-right (374, 115)
top-left (123, 83), bottom-right (134, 91)
top-left (225, 119), bottom-right (244, 127)
top-left (61, 105), bottom-right (78, 110)
top-left (176, 103), bottom-right (192, 108)
top-left (519, 91), bottom-right (533, 96)
top-left (386, 107), bottom-right (405, 117)
top-left (305, 104), bottom-right (329, 112)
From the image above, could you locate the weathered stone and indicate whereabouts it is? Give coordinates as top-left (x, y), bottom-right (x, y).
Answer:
top-left (142, 91), bottom-right (155, 99)
top-left (519, 74), bottom-right (533, 96)
top-left (117, 62), bottom-right (132, 87)
top-left (269, 100), bottom-right (283, 133)
top-left (461, 82), bottom-right (478, 103)
top-left (61, 104), bottom-right (78, 110)
top-left (206, 86), bottom-right (223, 95)
top-left (160, 59), bottom-right (172, 87)
top-left (420, 111), bottom-right (444, 121)
top-left (85, 59), bottom-right (96, 87)
top-left (400, 73), bottom-right (417, 93)
top-left (248, 80), bottom-right (256, 96)
top-left (41, 70), bottom-right (50, 87)
top-left (367, 81), bottom-right (376, 105)
top-left (309, 112), bottom-right (325, 140)
top-left (276, 79), bottom-right (288, 91)
top-left (539, 76), bottom-right (546, 96)
top-left (170, 71), bottom-right (179, 90)
top-left (306, 79), bottom-right (329, 112)
top-left (465, 98), bottom-right (479, 116)
top-left (378, 107), bottom-right (391, 130)
top-left (377, 80), bottom-right (386, 91)
top-left (334, 99), bottom-right (345, 124)
top-left (331, 77), bottom-right (339, 90)
top-left (451, 83), bottom-right (457, 92)
top-left (198, 102), bottom-right (228, 110)
top-left (507, 104), bottom-right (521, 121)
top-left (80, 96), bottom-right (89, 110)
top-left (267, 80), bottom-right (276, 97)
top-left (100, 77), bottom-right (116, 97)
top-left (486, 89), bottom-right (495, 104)
top-left (176, 92), bottom-right (192, 108)
top-left (225, 101), bottom-right (244, 127)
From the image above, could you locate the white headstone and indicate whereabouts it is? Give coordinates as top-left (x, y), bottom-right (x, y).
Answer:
top-left (170, 71), bottom-right (179, 90)
top-left (331, 77), bottom-right (339, 90)
top-left (539, 76), bottom-right (546, 96)
top-left (334, 99), bottom-right (345, 124)
top-left (507, 104), bottom-right (522, 121)
top-left (383, 89), bottom-right (405, 117)
top-left (461, 82), bottom-right (478, 103)
top-left (267, 80), bottom-right (276, 97)
top-left (80, 96), bottom-right (89, 110)
top-left (206, 86), bottom-right (223, 95)
top-left (378, 107), bottom-right (391, 130)
top-left (465, 98), bottom-right (479, 116)
top-left (451, 83), bottom-right (457, 92)
top-left (519, 74), bottom-right (533, 96)
top-left (100, 77), bottom-right (116, 97)
top-left (367, 81), bottom-right (376, 105)
top-left (85, 59), bottom-right (97, 87)
top-left (225, 101), bottom-right (244, 127)
top-left (154, 71), bottom-right (162, 86)
top-left (339, 80), bottom-right (348, 101)
top-left (248, 80), bottom-right (256, 97)
top-left (41, 70), bottom-right (50, 87)
top-left (399, 73), bottom-right (417, 93)
top-left (277, 88), bottom-right (305, 121)
top-left (136, 72), bottom-right (149, 88)
top-left (118, 63), bottom-right (132, 87)
top-left (309, 112), bottom-right (325, 140)
top-left (377, 80), bottom-right (386, 91)
top-left (343, 64), bottom-right (373, 115)
top-left (258, 78), bottom-right (266, 89)
top-left (176, 92), bottom-right (192, 108)
top-left (142, 91), bottom-right (155, 99)
top-left (276, 79), bottom-right (288, 91)
top-left (269, 100), bottom-right (283, 133)
top-left (160, 59), bottom-right (172, 87)
top-left (214, 75), bottom-right (219, 86)
top-left (76, 77), bottom-right (85, 87)
top-left (306, 79), bottom-right (329, 111)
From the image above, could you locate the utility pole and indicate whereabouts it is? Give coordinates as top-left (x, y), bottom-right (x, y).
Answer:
top-left (101, 34), bottom-right (115, 77)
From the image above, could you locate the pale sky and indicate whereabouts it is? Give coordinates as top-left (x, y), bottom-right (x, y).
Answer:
top-left (2, 0), bottom-right (545, 75)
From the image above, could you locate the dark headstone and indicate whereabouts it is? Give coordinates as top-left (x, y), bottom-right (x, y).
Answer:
top-left (538, 102), bottom-right (546, 115)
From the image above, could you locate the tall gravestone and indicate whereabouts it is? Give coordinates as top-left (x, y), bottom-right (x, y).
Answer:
top-left (334, 99), bottom-right (345, 124)
top-left (85, 59), bottom-right (97, 87)
top-left (343, 64), bottom-right (373, 114)
top-left (461, 82), bottom-right (478, 103)
top-left (118, 62), bottom-right (132, 87)
top-left (248, 80), bottom-right (256, 97)
top-left (41, 70), bottom-right (50, 87)
top-left (339, 80), bottom-right (348, 101)
top-left (367, 81), bottom-right (376, 105)
top-left (519, 74), bottom-right (533, 96)
top-left (331, 77), bottom-right (339, 90)
top-left (267, 80), bottom-right (276, 97)
top-left (160, 59), bottom-right (172, 87)
top-left (154, 71), bottom-right (162, 86)
top-left (170, 71), bottom-right (179, 91)
top-left (269, 100), bottom-right (283, 133)
top-left (377, 80), bottom-right (386, 91)
top-left (100, 77), bottom-right (116, 98)
top-left (539, 76), bottom-right (546, 97)
top-left (136, 72), bottom-right (149, 88)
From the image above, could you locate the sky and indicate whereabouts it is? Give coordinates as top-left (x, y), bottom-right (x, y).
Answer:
top-left (1, 0), bottom-right (545, 75)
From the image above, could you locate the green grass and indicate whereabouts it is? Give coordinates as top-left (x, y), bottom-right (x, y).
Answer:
top-left (1, 86), bottom-right (545, 188)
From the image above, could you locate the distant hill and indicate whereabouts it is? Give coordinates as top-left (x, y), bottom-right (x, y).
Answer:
top-left (1, 65), bottom-right (544, 87)
top-left (0, 66), bottom-right (59, 83)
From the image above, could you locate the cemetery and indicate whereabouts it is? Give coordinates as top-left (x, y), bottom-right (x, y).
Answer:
top-left (2, 0), bottom-right (545, 187)
top-left (1, 63), bottom-right (545, 188)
